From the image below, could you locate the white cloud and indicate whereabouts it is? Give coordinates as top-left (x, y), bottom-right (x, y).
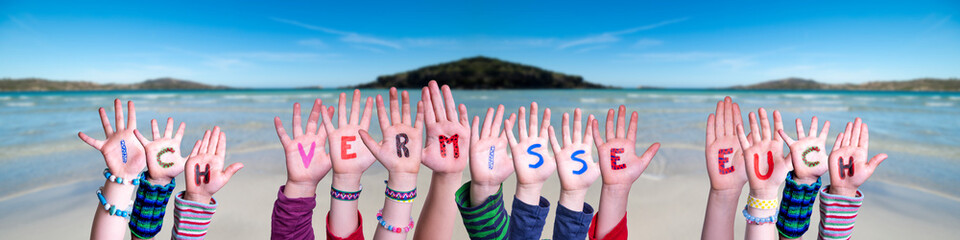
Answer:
top-left (632, 38), bottom-right (663, 49)
top-left (622, 52), bottom-right (724, 61)
top-left (298, 39), bottom-right (327, 49)
top-left (273, 18), bottom-right (402, 50)
top-left (558, 17), bottom-right (688, 50)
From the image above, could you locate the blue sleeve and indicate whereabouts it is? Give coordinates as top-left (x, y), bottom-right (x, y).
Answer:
top-left (508, 196), bottom-right (550, 240)
top-left (552, 202), bottom-right (595, 240)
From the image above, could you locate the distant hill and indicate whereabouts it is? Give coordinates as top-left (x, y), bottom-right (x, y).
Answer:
top-left (730, 77), bottom-right (960, 91)
top-left (353, 56), bottom-right (609, 89)
top-left (0, 77), bottom-right (230, 91)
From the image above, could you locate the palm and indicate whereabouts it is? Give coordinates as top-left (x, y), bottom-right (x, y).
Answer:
top-left (320, 90), bottom-right (376, 175)
top-left (276, 100), bottom-right (334, 185)
top-left (184, 127), bottom-right (243, 199)
top-left (550, 109), bottom-right (600, 191)
top-left (78, 99), bottom-right (146, 179)
top-left (593, 106), bottom-right (660, 187)
top-left (737, 108), bottom-right (789, 193)
top-left (359, 89), bottom-right (425, 175)
top-left (134, 118), bottom-right (188, 181)
top-left (704, 97), bottom-right (747, 191)
top-left (827, 118), bottom-right (887, 194)
top-left (778, 117), bottom-right (831, 181)
top-left (420, 82), bottom-right (471, 174)
top-left (506, 103), bottom-right (555, 185)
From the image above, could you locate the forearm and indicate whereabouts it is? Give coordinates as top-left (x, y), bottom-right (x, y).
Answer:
top-left (594, 184), bottom-right (630, 239)
top-left (701, 188), bottom-right (742, 240)
top-left (329, 173), bottom-right (362, 237)
top-left (515, 182), bottom-right (544, 206)
top-left (374, 172), bottom-right (418, 239)
top-left (744, 189), bottom-right (779, 240)
top-left (470, 181), bottom-right (500, 207)
top-left (413, 171), bottom-right (463, 240)
top-left (92, 179), bottom-right (137, 239)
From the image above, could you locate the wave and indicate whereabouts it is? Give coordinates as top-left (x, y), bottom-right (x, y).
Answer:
top-left (925, 101), bottom-right (954, 107)
top-left (4, 101), bottom-right (35, 107)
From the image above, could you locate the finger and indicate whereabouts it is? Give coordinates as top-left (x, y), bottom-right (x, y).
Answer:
top-left (198, 130), bottom-right (211, 153)
top-left (360, 97), bottom-right (374, 129)
top-left (114, 99), bottom-right (125, 131)
top-left (99, 107), bottom-right (114, 136)
top-left (714, 101), bottom-right (724, 137)
top-left (819, 121), bottom-right (831, 141)
top-left (482, 107), bottom-right (495, 138)
top-left (736, 124), bottom-right (751, 149)
top-left (748, 112), bottom-right (761, 143)
top-left (471, 116), bottom-right (481, 145)
top-left (190, 139), bottom-right (202, 157)
top-left (723, 97), bottom-right (733, 136)
top-left (442, 85), bottom-right (458, 122)
top-left (795, 118), bottom-right (806, 139)
top-left (348, 89), bottom-right (362, 125)
top-left (274, 117), bottom-right (291, 146)
top-left (841, 122), bottom-right (853, 147)
top-left (319, 103), bottom-right (336, 134)
top-left (732, 102), bottom-right (743, 133)
top-left (540, 108), bottom-right (551, 138)
top-left (208, 126), bottom-right (221, 155)
top-left (777, 129), bottom-right (795, 145)
top-left (584, 114), bottom-right (595, 145)
top-left (591, 119), bottom-right (604, 147)
top-left (505, 114), bottom-right (518, 146)
top-left (422, 87), bottom-right (437, 123)
top-left (127, 101), bottom-right (137, 130)
top-left (562, 112), bottom-right (572, 145)
top-left (174, 122), bottom-right (186, 140)
top-left (427, 82), bottom-right (447, 122)
top-left (337, 92), bottom-right (347, 126)
top-left (216, 132), bottom-right (227, 156)
top-left (868, 153), bottom-right (887, 169)
top-left (627, 111), bottom-right (638, 142)
top-left (605, 108), bottom-right (615, 141)
top-left (773, 110), bottom-right (783, 142)
top-left (401, 90), bottom-right (411, 125)
top-left (548, 126), bottom-right (562, 153)
top-left (133, 129), bottom-right (150, 146)
top-left (78, 132), bottom-right (104, 149)
top-left (859, 123), bottom-right (869, 149)
top-left (306, 99), bottom-right (322, 135)
top-left (221, 162), bottom-right (244, 183)
top-left (492, 105), bottom-right (505, 138)
top-left (293, 102), bottom-right (303, 138)
top-left (808, 116), bottom-right (818, 138)
top-left (616, 105), bottom-right (626, 138)
top-left (375, 94), bottom-right (389, 131)
top-left (832, 132), bottom-right (844, 151)
top-left (164, 118), bottom-right (175, 139)
top-left (501, 113), bottom-right (515, 139)
top-left (706, 114), bottom-right (716, 143)
top-left (358, 130), bottom-right (381, 157)
top-left (638, 142), bottom-right (661, 165)
top-left (759, 108), bottom-right (771, 141)
top-left (529, 102), bottom-right (539, 138)
top-left (850, 118), bottom-right (862, 147)
top-left (573, 109), bottom-right (582, 143)
top-left (518, 106), bottom-right (528, 140)
top-left (459, 104), bottom-right (469, 126)
top-left (151, 119), bottom-right (161, 141)
top-left (415, 101), bottom-right (424, 130)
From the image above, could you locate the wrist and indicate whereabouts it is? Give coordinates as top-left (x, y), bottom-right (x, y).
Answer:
top-left (829, 185), bottom-right (859, 197)
top-left (387, 172), bottom-right (418, 191)
top-left (558, 189), bottom-right (587, 211)
top-left (284, 180), bottom-right (319, 198)
top-left (601, 183), bottom-right (633, 195)
top-left (515, 183), bottom-right (544, 205)
top-left (794, 175), bottom-right (819, 185)
top-left (147, 175), bottom-right (173, 186)
top-left (184, 192), bottom-right (213, 204)
top-left (748, 188), bottom-right (779, 199)
top-left (332, 173), bottom-right (362, 191)
top-left (469, 181), bottom-right (500, 205)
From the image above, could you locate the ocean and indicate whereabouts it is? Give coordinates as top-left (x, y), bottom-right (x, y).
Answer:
top-left (2, 88), bottom-right (959, 202)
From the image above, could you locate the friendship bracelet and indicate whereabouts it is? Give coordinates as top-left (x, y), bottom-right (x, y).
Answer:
top-left (747, 195), bottom-right (778, 210)
top-left (818, 186), bottom-right (863, 240)
top-left (777, 171), bottom-right (822, 238)
top-left (384, 180), bottom-right (417, 203)
top-left (97, 187), bottom-right (132, 218)
top-left (376, 208), bottom-right (415, 233)
top-left (130, 177), bottom-right (176, 239)
top-left (172, 191), bottom-right (217, 240)
top-left (103, 168), bottom-right (143, 186)
top-left (742, 206), bottom-right (776, 225)
top-left (331, 185), bottom-right (362, 201)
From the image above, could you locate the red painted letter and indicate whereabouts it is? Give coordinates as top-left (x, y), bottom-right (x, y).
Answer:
top-left (753, 151), bottom-right (774, 180)
top-left (341, 136), bottom-right (357, 159)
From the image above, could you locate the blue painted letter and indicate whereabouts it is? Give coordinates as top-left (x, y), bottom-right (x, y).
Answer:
top-left (572, 150), bottom-right (587, 175)
top-left (527, 144), bottom-right (544, 168)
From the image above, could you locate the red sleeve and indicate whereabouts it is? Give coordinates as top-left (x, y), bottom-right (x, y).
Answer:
top-left (588, 213), bottom-right (627, 240)
top-left (325, 210), bottom-right (364, 240)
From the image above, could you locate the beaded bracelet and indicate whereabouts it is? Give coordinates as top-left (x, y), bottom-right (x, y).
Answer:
top-left (331, 185), bottom-right (362, 201)
top-left (747, 195), bottom-right (778, 210)
top-left (376, 208), bottom-right (415, 233)
top-left (742, 206), bottom-right (776, 225)
top-left (97, 187), bottom-right (132, 218)
top-left (384, 180), bottom-right (416, 203)
top-left (103, 168), bottom-right (143, 186)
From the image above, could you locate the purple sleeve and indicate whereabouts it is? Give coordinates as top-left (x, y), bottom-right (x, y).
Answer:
top-left (271, 185), bottom-right (316, 240)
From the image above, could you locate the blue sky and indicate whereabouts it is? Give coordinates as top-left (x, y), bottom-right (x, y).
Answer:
top-left (1, 0), bottom-right (958, 88)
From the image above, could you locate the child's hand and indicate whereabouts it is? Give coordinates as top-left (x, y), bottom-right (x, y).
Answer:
top-left (358, 88), bottom-right (424, 176)
top-left (777, 116), bottom-right (831, 183)
top-left (320, 90), bottom-right (376, 177)
top-left (78, 99), bottom-right (146, 180)
top-left (736, 108), bottom-right (789, 199)
top-left (421, 81), bottom-right (471, 174)
top-left (275, 100), bottom-right (335, 192)
top-left (133, 118), bottom-right (187, 184)
top-left (827, 118), bottom-right (887, 197)
top-left (549, 108), bottom-right (600, 192)
top-left (184, 127), bottom-right (243, 203)
top-left (705, 97), bottom-right (747, 192)
top-left (468, 105), bottom-right (515, 195)
top-left (504, 103), bottom-right (556, 190)
top-left (591, 105), bottom-right (660, 189)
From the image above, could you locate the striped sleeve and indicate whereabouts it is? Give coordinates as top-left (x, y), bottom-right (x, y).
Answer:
top-left (817, 187), bottom-right (863, 240)
top-left (455, 182), bottom-right (510, 240)
top-left (172, 191), bottom-right (217, 240)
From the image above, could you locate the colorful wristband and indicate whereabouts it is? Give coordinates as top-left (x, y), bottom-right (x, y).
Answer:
top-left (129, 177), bottom-right (176, 239)
top-left (97, 187), bottom-right (132, 218)
top-left (818, 186), bottom-right (863, 240)
top-left (331, 185), bottom-right (362, 201)
top-left (376, 208), bottom-right (415, 233)
top-left (384, 180), bottom-right (416, 203)
top-left (747, 195), bottom-right (778, 210)
top-left (742, 206), bottom-right (776, 225)
top-left (103, 168), bottom-right (143, 185)
top-left (172, 191), bottom-right (217, 240)
top-left (777, 171), bottom-right (821, 238)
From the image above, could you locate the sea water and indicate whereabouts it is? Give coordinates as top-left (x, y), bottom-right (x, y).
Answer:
top-left (1, 89), bottom-right (958, 201)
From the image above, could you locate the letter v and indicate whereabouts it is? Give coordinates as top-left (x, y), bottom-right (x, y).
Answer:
top-left (298, 142), bottom-right (316, 168)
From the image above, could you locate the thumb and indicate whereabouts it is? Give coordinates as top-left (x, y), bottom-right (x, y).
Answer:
top-left (868, 153), bottom-right (888, 169)
top-left (222, 162), bottom-right (244, 183)
top-left (358, 130), bottom-right (382, 157)
top-left (133, 129), bottom-right (150, 146)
